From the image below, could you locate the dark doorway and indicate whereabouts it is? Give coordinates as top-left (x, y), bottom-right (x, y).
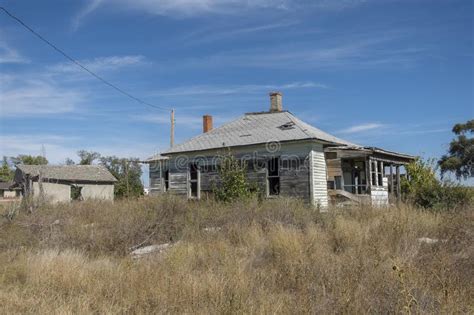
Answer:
top-left (164, 170), bottom-right (169, 191)
top-left (267, 157), bottom-right (280, 196)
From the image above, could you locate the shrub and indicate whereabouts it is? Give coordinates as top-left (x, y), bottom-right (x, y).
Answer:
top-left (402, 158), bottom-right (473, 210)
top-left (213, 154), bottom-right (255, 202)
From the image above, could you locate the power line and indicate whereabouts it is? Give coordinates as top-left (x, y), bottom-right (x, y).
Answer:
top-left (0, 6), bottom-right (170, 112)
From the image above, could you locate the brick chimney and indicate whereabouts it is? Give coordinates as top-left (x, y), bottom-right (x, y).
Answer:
top-left (203, 115), bottom-right (213, 133)
top-left (269, 91), bottom-right (283, 112)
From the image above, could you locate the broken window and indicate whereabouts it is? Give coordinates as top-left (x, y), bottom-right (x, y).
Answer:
top-left (267, 157), bottom-right (280, 196)
top-left (371, 161), bottom-right (377, 186)
top-left (189, 163), bottom-right (199, 198)
top-left (71, 185), bottom-right (83, 201)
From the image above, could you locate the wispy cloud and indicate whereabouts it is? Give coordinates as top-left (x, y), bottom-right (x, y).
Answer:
top-left (49, 55), bottom-right (147, 74)
top-left (75, 0), bottom-right (289, 22)
top-left (0, 41), bottom-right (28, 64)
top-left (182, 21), bottom-right (299, 45)
top-left (339, 123), bottom-right (385, 134)
top-left (177, 32), bottom-right (426, 69)
top-left (0, 78), bottom-right (82, 117)
top-left (0, 53), bottom-right (148, 117)
top-left (73, 0), bottom-right (371, 28)
top-left (72, 0), bottom-right (105, 31)
top-left (153, 81), bottom-right (328, 96)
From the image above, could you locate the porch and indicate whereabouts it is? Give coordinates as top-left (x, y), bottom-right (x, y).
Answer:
top-left (324, 146), bottom-right (415, 206)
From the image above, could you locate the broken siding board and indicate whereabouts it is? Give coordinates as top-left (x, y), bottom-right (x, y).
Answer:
top-left (326, 158), bottom-right (342, 180)
top-left (169, 172), bottom-right (187, 195)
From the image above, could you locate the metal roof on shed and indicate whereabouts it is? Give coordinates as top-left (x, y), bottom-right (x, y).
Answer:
top-left (16, 165), bottom-right (117, 182)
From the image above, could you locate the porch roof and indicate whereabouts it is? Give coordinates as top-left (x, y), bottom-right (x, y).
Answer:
top-left (325, 145), bottom-right (416, 164)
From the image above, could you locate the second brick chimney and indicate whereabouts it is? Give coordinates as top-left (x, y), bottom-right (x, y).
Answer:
top-left (203, 115), bottom-right (213, 133)
top-left (269, 91), bottom-right (283, 112)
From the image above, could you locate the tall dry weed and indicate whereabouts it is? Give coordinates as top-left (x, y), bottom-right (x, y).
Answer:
top-left (0, 196), bottom-right (471, 313)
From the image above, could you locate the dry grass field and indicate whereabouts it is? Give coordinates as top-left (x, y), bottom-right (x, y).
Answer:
top-left (0, 196), bottom-right (472, 314)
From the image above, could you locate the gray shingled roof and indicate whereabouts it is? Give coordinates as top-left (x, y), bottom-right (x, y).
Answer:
top-left (16, 165), bottom-right (117, 182)
top-left (163, 111), bottom-right (356, 155)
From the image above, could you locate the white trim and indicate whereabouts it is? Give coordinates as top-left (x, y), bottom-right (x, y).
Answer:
top-left (310, 149), bottom-right (329, 211)
top-left (309, 150), bottom-right (315, 206)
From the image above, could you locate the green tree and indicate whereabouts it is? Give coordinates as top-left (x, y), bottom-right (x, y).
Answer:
top-left (214, 153), bottom-right (254, 202)
top-left (402, 158), bottom-right (472, 210)
top-left (65, 158), bottom-right (76, 165)
top-left (438, 119), bottom-right (473, 180)
top-left (0, 157), bottom-right (14, 182)
top-left (12, 155), bottom-right (48, 165)
top-left (402, 158), bottom-right (440, 208)
top-left (77, 150), bottom-right (101, 165)
top-left (100, 156), bottom-right (144, 198)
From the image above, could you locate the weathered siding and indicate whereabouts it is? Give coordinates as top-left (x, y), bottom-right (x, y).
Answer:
top-left (32, 181), bottom-right (70, 203)
top-left (81, 184), bottom-right (114, 200)
top-left (32, 181), bottom-right (114, 203)
top-left (280, 157), bottom-right (310, 200)
top-left (164, 140), bottom-right (326, 202)
top-left (200, 171), bottom-right (219, 191)
top-left (2, 190), bottom-right (18, 198)
top-left (310, 148), bottom-right (328, 209)
top-left (169, 172), bottom-right (187, 195)
top-left (149, 168), bottom-right (163, 195)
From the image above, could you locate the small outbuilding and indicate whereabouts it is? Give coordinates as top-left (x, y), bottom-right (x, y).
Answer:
top-left (13, 165), bottom-right (117, 203)
top-left (0, 181), bottom-right (22, 199)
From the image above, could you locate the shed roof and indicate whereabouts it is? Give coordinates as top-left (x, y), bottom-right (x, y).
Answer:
top-left (16, 165), bottom-right (117, 182)
top-left (163, 111), bottom-right (355, 155)
top-left (0, 181), bottom-right (19, 190)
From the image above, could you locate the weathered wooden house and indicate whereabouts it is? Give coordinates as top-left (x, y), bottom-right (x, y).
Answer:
top-left (146, 92), bottom-right (415, 207)
top-left (13, 165), bottom-right (117, 203)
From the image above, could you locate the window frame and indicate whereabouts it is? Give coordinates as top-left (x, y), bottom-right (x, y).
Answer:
top-left (267, 157), bottom-right (280, 196)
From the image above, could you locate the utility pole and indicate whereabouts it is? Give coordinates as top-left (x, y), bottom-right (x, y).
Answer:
top-left (170, 109), bottom-right (175, 148)
top-left (41, 144), bottom-right (46, 160)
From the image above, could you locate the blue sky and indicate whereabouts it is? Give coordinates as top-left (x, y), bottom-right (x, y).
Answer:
top-left (0, 0), bottom-right (472, 184)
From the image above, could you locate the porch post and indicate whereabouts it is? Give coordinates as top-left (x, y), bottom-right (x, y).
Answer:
top-left (366, 157), bottom-right (372, 192)
top-left (389, 164), bottom-right (394, 195)
top-left (380, 161), bottom-right (384, 186)
top-left (396, 165), bottom-right (401, 202)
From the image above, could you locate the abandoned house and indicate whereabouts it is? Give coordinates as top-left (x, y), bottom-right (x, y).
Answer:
top-left (145, 92), bottom-right (415, 207)
top-left (13, 165), bottom-right (117, 203)
top-left (0, 181), bottom-right (21, 199)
